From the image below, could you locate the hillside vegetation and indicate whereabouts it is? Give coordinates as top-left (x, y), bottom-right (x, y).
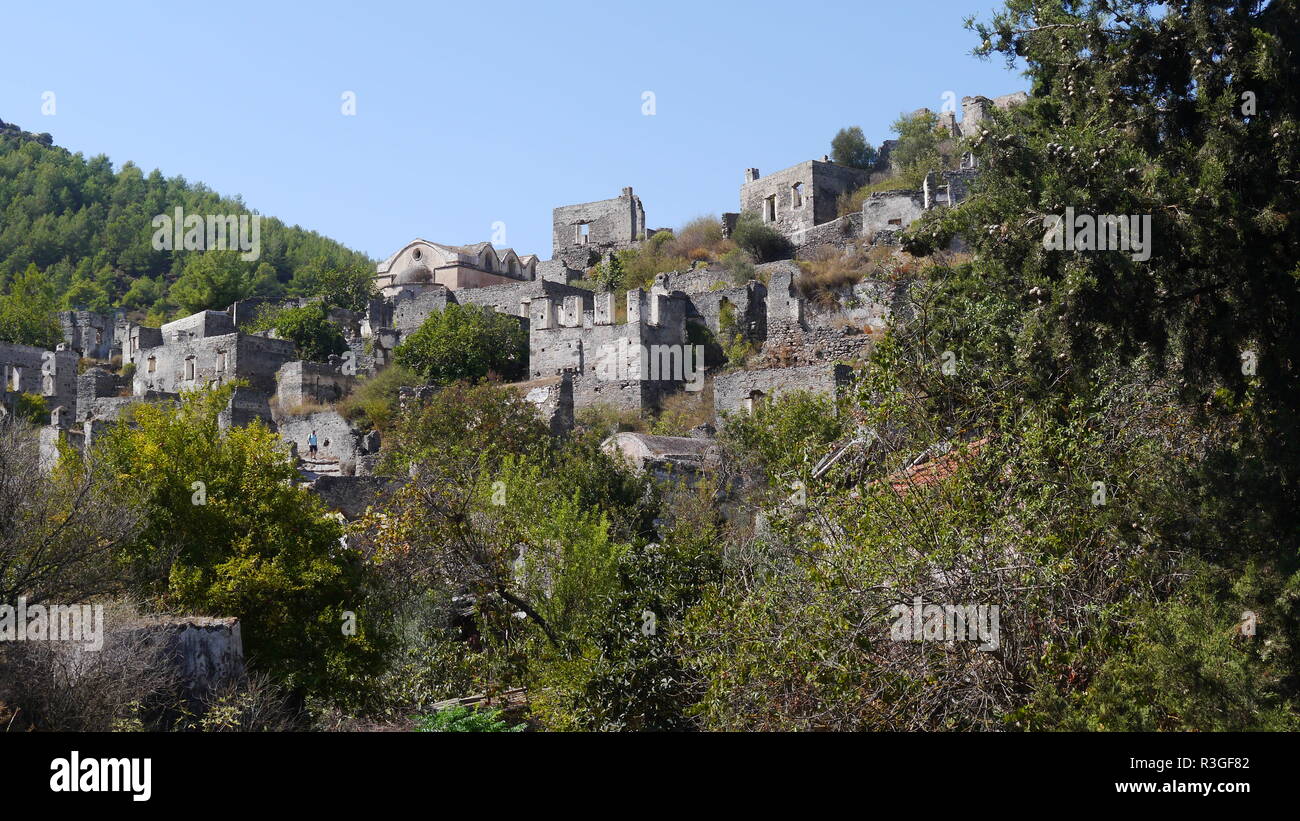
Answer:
top-left (0, 119), bottom-right (373, 327)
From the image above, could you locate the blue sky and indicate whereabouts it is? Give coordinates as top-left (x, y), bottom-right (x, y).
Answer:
top-left (2, 0), bottom-right (1027, 262)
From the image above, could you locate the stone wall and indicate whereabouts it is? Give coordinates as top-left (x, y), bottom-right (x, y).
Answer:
top-left (161, 310), bottom-right (236, 342)
top-left (714, 363), bottom-right (854, 423)
top-left (0, 341), bottom-right (78, 417)
top-left (372, 286), bottom-right (452, 338)
top-left (218, 387), bottom-right (274, 430)
top-left (790, 212), bottom-right (864, 253)
top-left (275, 360), bottom-right (358, 408)
top-left (277, 410), bottom-right (365, 476)
top-left (116, 616), bottom-right (245, 706)
top-left (757, 270), bottom-right (876, 367)
top-left (552, 186), bottom-right (646, 266)
top-left (60, 310), bottom-right (117, 360)
top-left (529, 289), bottom-right (693, 413)
top-left (511, 372), bottom-right (574, 437)
top-left (740, 160), bottom-right (869, 240)
top-left (125, 325), bottom-right (164, 367)
top-left (535, 259), bottom-right (580, 283)
top-left (306, 475), bottom-right (396, 519)
top-left (452, 277), bottom-right (592, 319)
top-left (133, 331), bottom-right (297, 396)
top-left (862, 190), bottom-right (926, 239)
top-left (652, 267), bottom-right (735, 295)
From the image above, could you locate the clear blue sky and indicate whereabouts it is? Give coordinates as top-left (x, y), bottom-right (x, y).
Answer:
top-left (2, 0), bottom-right (1026, 262)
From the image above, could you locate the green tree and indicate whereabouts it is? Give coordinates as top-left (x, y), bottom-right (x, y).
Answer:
top-left (170, 251), bottom-right (251, 314)
top-left (0, 264), bottom-right (61, 347)
top-left (394, 304), bottom-right (527, 384)
top-left (97, 385), bottom-right (386, 702)
top-left (887, 109), bottom-right (946, 187)
top-left (250, 302), bottom-right (348, 362)
top-left (830, 126), bottom-right (878, 169)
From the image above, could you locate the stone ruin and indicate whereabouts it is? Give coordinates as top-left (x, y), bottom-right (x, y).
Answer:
top-left (29, 88), bottom-right (1023, 514)
top-left (551, 186), bottom-right (647, 272)
top-left (736, 93), bottom-right (1024, 251)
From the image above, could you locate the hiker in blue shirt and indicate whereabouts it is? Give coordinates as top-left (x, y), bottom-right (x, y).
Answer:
top-left (308, 430), bottom-right (318, 458)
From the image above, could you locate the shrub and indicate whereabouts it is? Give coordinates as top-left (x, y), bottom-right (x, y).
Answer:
top-left (795, 244), bottom-right (873, 305)
top-left (394, 304), bottom-right (527, 384)
top-left (13, 392), bottom-right (48, 426)
top-left (574, 404), bottom-right (647, 437)
top-left (830, 126), bottom-right (878, 169)
top-left (667, 216), bottom-right (726, 258)
top-left (730, 213), bottom-right (791, 263)
top-left (337, 364), bottom-right (418, 432)
top-left (413, 705), bottom-right (524, 732)
top-left (651, 385), bottom-right (714, 436)
top-left (250, 302), bottom-right (348, 362)
top-left (720, 249), bottom-right (756, 285)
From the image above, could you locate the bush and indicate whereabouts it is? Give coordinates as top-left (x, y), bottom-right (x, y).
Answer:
top-left (12, 392), bottom-right (48, 426)
top-left (830, 126), bottom-right (878, 169)
top-left (730, 213), bottom-right (791, 263)
top-left (250, 302), bottom-right (348, 362)
top-left (337, 363), bottom-right (419, 432)
top-left (394, 304), bottom-right (527, 384)
top-left (720, 249), bottom-right (755, 284)
top-left (413, 705), bottom-right (524, 732)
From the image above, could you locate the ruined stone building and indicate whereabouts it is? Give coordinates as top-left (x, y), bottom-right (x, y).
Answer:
top-left (528, 288), bottom-right (696, 413)
top-left (551, 187), bottom-right (647, 271)
top-left (60, 310), bottom-right (126, 361)
top-left (133, 312), bottom-right (297, 396)
top-left (0, 341), bottom-right (78, 419)
top-left (739, 160), bottom-right (870, 245)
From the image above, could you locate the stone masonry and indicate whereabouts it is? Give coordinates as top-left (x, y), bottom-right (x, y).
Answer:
top-left (552, 187), bottom-right (646, 270)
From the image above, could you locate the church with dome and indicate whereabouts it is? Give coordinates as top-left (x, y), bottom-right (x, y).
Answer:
top-left (373, 239), bottom-right (539, 297)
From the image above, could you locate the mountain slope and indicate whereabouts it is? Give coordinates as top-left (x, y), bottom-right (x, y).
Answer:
top-left (0, 118), bottom-right (373, 323)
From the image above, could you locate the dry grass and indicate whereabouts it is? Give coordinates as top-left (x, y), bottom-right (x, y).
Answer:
top-left (651, 382), bottom-right (715, 435)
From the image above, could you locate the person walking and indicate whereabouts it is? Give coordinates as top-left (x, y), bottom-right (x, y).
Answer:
top-left (308, 430), bottom-right (318, 459)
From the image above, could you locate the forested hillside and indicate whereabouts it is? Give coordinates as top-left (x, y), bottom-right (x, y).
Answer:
top-left (0, 118), bottom-right (372, 326)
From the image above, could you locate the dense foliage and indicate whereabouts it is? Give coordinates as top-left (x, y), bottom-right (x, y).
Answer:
top-left (96, 385), bottom-right (386, 703)
top-left (0, 121), bottom-right (372, 323)
top-left (393, 303), bottom-right (528, 384)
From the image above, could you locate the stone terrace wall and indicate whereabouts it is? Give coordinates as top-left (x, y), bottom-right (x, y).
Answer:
top-left (791, 212), bottom-right (863, 253)
top-left (714, 363), bottom-right (854, 423)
